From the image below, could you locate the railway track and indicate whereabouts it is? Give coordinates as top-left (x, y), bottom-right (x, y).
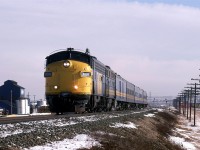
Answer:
top-left (0, 114), bottom-right (55, 124)
top-left (0, 112), bottom-right (107, 124)
top-left (0, 112), bottom-right (81, 124)
top-left (0, 109), bottom-right (147, 124)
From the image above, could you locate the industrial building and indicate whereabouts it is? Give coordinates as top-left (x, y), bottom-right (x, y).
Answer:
top-left (0, 80), bottom-right (27, 114)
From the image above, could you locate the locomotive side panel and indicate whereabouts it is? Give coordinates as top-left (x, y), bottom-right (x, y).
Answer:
top-left (135, 86), bottom-right (141, 104)
top-left (92, 58), bottom-right (106, 97)
top-left (116, 75), bottom-right (127, 102)
top-left (135, 86), bottom-right (148, 105)
top-left (105, 66), bottom-right (116, 99)
top-left (143, 90), bottom-right (148, 105)
top-left (126, 81), bottom-right (135, 103)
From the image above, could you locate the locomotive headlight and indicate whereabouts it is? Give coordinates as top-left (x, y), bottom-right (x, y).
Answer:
top-left (63, 60), bottom-right (70, 68)
top-left (54, 85), bottom-right (58, 90)
top-left (74, 85), bottom-right (78, 90)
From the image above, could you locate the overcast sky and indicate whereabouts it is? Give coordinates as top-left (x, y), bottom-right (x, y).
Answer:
top-left (1, 0), bottom-right (200, 100)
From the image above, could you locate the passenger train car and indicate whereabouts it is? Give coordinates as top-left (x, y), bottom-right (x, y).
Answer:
top-left (44, 48), bottom-right (147, 114)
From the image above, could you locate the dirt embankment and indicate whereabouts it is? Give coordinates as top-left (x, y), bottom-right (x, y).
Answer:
top-left (86, 110), bottom-right (183, 150)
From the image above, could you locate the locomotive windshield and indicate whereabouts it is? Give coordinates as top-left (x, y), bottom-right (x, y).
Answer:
top-left (46, 50), bottom-right (90, 66)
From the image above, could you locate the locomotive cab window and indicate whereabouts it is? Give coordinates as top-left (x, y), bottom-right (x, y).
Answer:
top-left (44, 72), bottom-right (52, 77)
top-left (81, 72), bottom-right (91, 77)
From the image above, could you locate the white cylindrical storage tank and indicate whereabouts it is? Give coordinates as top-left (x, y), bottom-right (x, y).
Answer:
top-left (41, 100), bottom-right (47, 106)
top-left (16, 99), bottom-right (30, 114)
top-left (37, 100), bottom-right (47, 107)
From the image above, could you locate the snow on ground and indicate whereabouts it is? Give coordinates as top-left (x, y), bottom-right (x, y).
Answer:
top-left (0, 118), bottom-right (79, 138)
top-left (2, 108), bottom-right (200, 150)
top-left (95, 131), bottom-right (118, 137)
top-left (25, 134), bottom-right (101, 150)
top-left (169, 108), bottom-right (200, 150)
top-left (169, 136), bottom-right (196, 150)
top-left (109, 122), bottom-right (138, 129)
top-left (54, 120), bottom-right (77, 127)
top-left (1, 110), bottom-right (150, 149)
top-left (0, 110), bottom-right (147, 138)
top-left (0, 123), bottom-right (35, 138)
top-left (144, 113), bottom-right (155, 117)
top-left (29, 113), bottom-right (52, 116)
top-left (152, 108), bottom-right (164, 112)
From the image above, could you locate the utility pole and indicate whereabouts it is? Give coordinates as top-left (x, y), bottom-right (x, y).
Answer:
top-left (184, 87), bottom-right (192, 120)
top-left (184, 93), bottom-right (186, 116)
top-left (185, 90), bottom-right (189, 119)
top-left (188, 79), bottom-right (200, 126)
top-left (185, 87), bottom-right (194, 121)
top-left (33, 95), bottom-right (36, 113)
top-left (179, 96), bottom-right (181, 113)
top-left (33, 95), bottom-right (36, 103)
top-left (27, 92), bottom-right (30, 99)
top-left (193, 83), bottom-right (197, 127)
top-left (178, 92), bottom-right (184, 114)
top-left (189, 87), bottom-right (193, 122)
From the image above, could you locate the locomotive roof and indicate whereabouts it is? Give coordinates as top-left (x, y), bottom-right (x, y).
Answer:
top-left (46, 48), bottom-right (90, 58)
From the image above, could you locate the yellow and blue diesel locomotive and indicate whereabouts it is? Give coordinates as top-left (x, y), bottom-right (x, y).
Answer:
top-left (44, 48), bottom-right (147, 114)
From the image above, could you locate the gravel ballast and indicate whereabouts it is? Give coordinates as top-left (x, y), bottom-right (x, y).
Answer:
top-left (0, 109), bottom-right (183, 150)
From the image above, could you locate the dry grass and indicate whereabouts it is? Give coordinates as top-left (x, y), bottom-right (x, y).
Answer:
top-left (80, 110), bottom-right (183, 150)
